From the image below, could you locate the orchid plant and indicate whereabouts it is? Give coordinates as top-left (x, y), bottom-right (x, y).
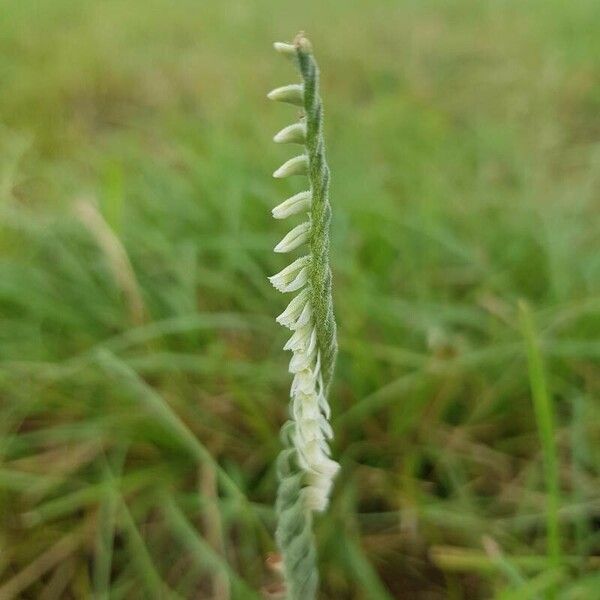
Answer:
top-left (268, 33), bottom-right (339, 599)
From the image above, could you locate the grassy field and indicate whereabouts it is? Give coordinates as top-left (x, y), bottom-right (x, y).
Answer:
top-left (0, 0), bottom-right (599, 598)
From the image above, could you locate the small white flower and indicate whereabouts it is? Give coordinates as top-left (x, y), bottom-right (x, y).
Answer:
top-left (273, 155), bottom-right (309, 178)
top-left (293, 299), bottom-right (313, 330)
top-left (291, 368), bottom-right (317, 396)
top-left (276, 288), bottom-right (309, 329)
top-left (299, 416), bottom-right (333, 443)
top-left (268, 255), bottom-right (310, 292)
top-left (297, 440), bottom-right (338, 474)
top-left (296, 417), bottom-right (322, 442)
top-left (304, 468), bottom-right (337, 512)
top-left (273, 42), bottom-right (297, 57)
top-left (273, 122), bottom-right (306, 145)
top-left (309, 450), bottom-right (340, 478)
top-left (272, 191), bottom-right (311, 219)
top-left (289, 350), bottom-right (314, 374)
top-left (304, 487), bottom-right (328, 512)
top-left (305, 327), bottom-right (317, 355)
top-left (267, 84), bottom-right (304, 106)
top-left (284, 324), bottom-right (314, 352)
top-left (274, 221), bottom-right (310, 253)
top-left (288, 331), bottom-right (317, 374)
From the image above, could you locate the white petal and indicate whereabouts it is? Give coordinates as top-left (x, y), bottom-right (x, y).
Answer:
top-left (267, 84), bottom-right (304, 106)
top-left (276, 288), bottom-right (309, 329)
top-left (304, 487), bottom-right (327, 512)
top-left (288, 329), bottom-right (317, 373)
top-left (273, 122), bottom-right (306, 144)
top-left (296, 417), bottom-right (322, 442)
top-left (272, 191), bottom-right (311, 219)
top-left (268, 255), bottom-right (310, 293)
top-left (319, 416), bottom-right (334, 439)
top-left (306, 327), bottom-right (317, 356)
top-left (303, 443), bottom-right (339, 477)
top-left (293, 397), bottom-right (320, 421)
top-left (316, 458), bottom-right (340, 478)
top-left (284, 266), bottom-right (307, 292)
top-left (274, 221), bottom-right (310, 253)
top-left (299, 440), bottom-right (333, 470)
top-left (289, 349), bottom-right (314, 373)
top-left (291, 369), bottom-right (317, 396)
top-left (284, 324), bottom-right (314, 352)
top-left (318, 393), bottom-right (331, 420)
top-left (292, 300), bottom-right (312, 330)
top-left (273, 155), bottom-right (308, 178)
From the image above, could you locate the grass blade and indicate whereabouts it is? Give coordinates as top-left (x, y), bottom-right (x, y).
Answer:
top-left (518, 301), bottom-right (562, 581)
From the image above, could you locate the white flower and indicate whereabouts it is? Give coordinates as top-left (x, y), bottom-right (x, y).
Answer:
top-left (317, 390), bottom-right (331, 420)
top-left (276, 288), bottom-right (309, 329)
top-left (296, 412), bottom-right (332, 441)
top-left (269, 255), bottom-right (310, 292)
top-left (297, 439), bottom-right (338, 475)
top-left (272, 191), bottom-right (311, 219)
top-left (288, 333), bottom-right (316, 374)
top-left (273, 42), bottom-right (296, 57)
top-left (267, 84), bottom-right (304, 106)
top-left (274, 221), bottom-right (310, 253)
top-left (289, 351), bottom-right (313, 374)
top-left (274, 123), bottom-right (306, 145)
top-left (273, 155), bottom-right (309, 178)
top-left (293, 300), bottom-right (312, 330)
top-left (291, 368), bottom-right (317, 396)
top-left (304, 487), bottom-right (327, 512)
top-left (304, 458), bottom-right (339, 512)
top-left (284, 324), bottom-right (314, 352)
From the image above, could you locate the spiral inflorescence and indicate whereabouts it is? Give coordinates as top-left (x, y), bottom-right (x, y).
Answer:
top-left (268, 34), bottom-right (339, 599)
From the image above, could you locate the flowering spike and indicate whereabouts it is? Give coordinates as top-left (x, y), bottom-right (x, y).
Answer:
top-left (270, 34), bottom-right (339, 600)
top-left (267, 84), bottom-right (304, 106)
top-left (273, 155), bottom-right (308, 178)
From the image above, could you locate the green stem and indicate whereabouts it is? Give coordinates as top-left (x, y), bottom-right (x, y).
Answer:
top-left (297, 36), bottom-right (338, 395)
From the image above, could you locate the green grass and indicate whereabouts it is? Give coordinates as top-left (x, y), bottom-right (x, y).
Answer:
top-left (0, 0), bottom-right (599, 598)
top-left (519, 301), bottom-right (561, 592)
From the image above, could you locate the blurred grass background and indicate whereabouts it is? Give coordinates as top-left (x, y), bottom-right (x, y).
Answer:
top-left (0, 0), bottom-right (599, 598)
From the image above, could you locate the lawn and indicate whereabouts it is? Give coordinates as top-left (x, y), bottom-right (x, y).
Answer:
top-left (0, 0), bottom-right (599, 598)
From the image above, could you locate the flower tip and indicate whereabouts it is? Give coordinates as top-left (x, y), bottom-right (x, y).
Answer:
top-left (273, 242), bottom-right (288, 253)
